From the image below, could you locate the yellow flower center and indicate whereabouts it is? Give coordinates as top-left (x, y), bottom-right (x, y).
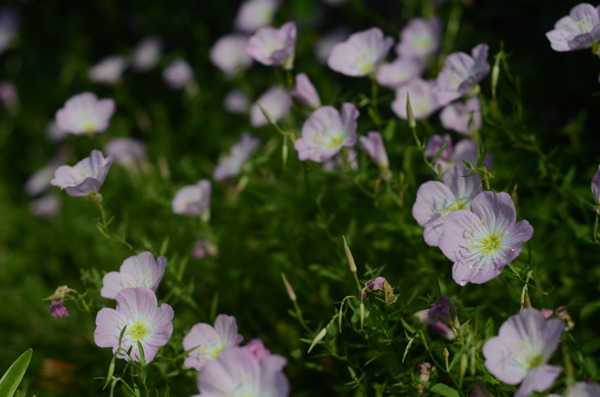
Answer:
top-left (127, 321), bottom-right (149, 341)
top-left (526, 352), bottom-right (544, 369)
top-left (478, 232), bottom-right (502, 255)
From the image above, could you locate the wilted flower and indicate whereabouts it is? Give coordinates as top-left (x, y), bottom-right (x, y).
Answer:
top-left (131, 35), bottom-right (162, 72)
top-left (88, 55), bottom-right (128, 85)
top-left (315, 27), bottom-right (349, 64)
top-left (592, 165), bottom-right (600, 213)
top-left (195, 346), bottom-right (289, 397)
top-left (162, 58), bottom-right (193, 89)
top-left (292, 73), bottom-right (321, 108)
top-left (214, 132), bottom-right (260, 181)
top-left (50, 300), bottom-right (70, 318)
top-left (359, 131), bottom-right (390, 176)
top-left (250, 86), bottom-right (291, 127)
top-left (546, 3), bottom-right (600, 52)
top-left (94, 287), bottom-right (174, 363)
top-left (101, 251), bottom-right (167, 299)
top-left (396, 17), bottom-right (442, 61)
top-left (375, 58), bottom-right (424, 90)
top-left (435, 44), bottom-right (490, 106)
top-left (439, 191), bottom-right (534, 286)
top-left (234, 0), bottom-right (280, 33)
top-left (50, 150), bottom-right (113, 197)
top-left (440, 97), bottom-right (482, 135)
top-left (210, 34), bottom-right (253, 77)
top-left (182, 314), bottom-right (243, 370)
top-left (328, 27), bottom-right (394, 77)
top-left (104, 137), bottom-right (148, 172)
top-left (361, 277), bottom-right (396, 303)
top-left (428, 294), bottom-right (457, 327)
top-left (172, 179), bottom-right (211, 220)
top-left (412, 164), bottom-right (482, 246)
top-left (223, 89), bottom-right (250, 114)
top-left (0, 7), bottom-right (19, 55)
top-left (294, 103), bottom-right (359, 162)
top-left (55, 92), bottom-right (116, 135)
top-left (392, 78), bottom-right (440, 120)
top-left (415, 309), bottom-right (455, 340)
top-left (247, 21), bottom-right (296, 69)
top-left (483, 308), bottom-right (564, 397)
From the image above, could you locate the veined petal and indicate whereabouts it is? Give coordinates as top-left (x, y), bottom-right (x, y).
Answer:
top-left (515, 364), bottom-right (562, 397)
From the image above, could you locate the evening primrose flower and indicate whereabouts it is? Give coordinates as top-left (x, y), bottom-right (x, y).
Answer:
top-left (294, 103), bottom-right (359, 162)
top-left (546, 3), bottom-right (600, 52)
top-left (171, 179), bottom-right (211, 219)
top-left (131, 35), bottom-right (162, 72)
top-left (247, 21), bottom-right (296, 69)
top-left (162, 58), bottom-right (193, 89)
top-left (292, 73), bottom-right (321, 109)
top-left (213, 132), bottom-right (260, 181)
top-left (250, 86), bottom-right (291, 127)
top-left (210, 34), bottom-right (253, 77)
top-left (50, 300), bottom-right (69, 318)
top-left (375, 58), bottom-right (424, 90)
top-left (244, 338), bottom-right (272, 360)
top-left (88, 55), bottom-right (128, 85)
top-left (592, 165), bottom-right (600, 213)
top-left (50, 150), bottom-right (113, 197)
top-left (182, 314), bottom-right (243, 370)
top-left (100, 251), bottom-right (167, 299)
top-left (327, 27), bottom-right (394, 77)
top-left (234, 0), bottom-right (280, 33)
top-left (549, 382), bottom-right (600, 397)
top-left (439, 191), bottom-right (534, 286)
top-left (223, 89), bottom-right (250, 114)
top-left (94, 287), bottom-right (174, 363)
top-left (104, 137), bottom-right (148, 172)
top-left (55, 92), bottom-right (116, 135)
top-left (359, 131), bottom-right (390, 177)
top-left (391, 78), bottom-right (441, 120)
top-left (483, 308), bottom-right (564, 397)
top-left (439, 97), bottom-right (482, 135)
top-left (412, 164), bottom-right (482, 246)
top-left (395, 17), bottom-right (442, 61)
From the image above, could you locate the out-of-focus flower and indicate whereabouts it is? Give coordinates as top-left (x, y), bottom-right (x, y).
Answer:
top-left (210, 34), bottom-right (253, 77)
top-left (172, 179), bottom-right (211, 220)
top-left (195, 346), bottom-right (289, 397)
top-left (292, 73), bottom-right (321, 108)
top-left (592, 165), bottom-right (600, 213)
top-left (327, 27), bottom-right (394, 77)
top-left (470, 381), bottom-right (493, 397)
top-left (25, 160), bottom-right (61, 197)
top-left (294, 103), bottom-right (359, 162)
top-left (214, 132), bottom-right (260, 181)
top-left (244, 339), bottom-right (272, 360)
top-left (315, 27), bottom-right (349, 64)
top-left (425, 136), bottom-right (491, 174)
top-left (101, 251), bottom-right (167, 299)
top-left (361, 276), bottom-right (396, 303)
top-left (412, 164), bottom-right (482, 246)
top-left (234, 0), bottom-right (280, 33)
top-left (46, 121), bottom-right (68, 143)
top-left (250, 86), bottom-right (291, 127)
top-left (50, 150), bottom-right (113, 197)
top-left (435, 44), bottom-right (490, 106)
top-left (50, 300), bottom-right (69, 318)
top-left (322, 147), bottom-right (358, 173)
top-left (440, 97), bottom-right (482, 135)
top-left (395, 17), bottom-right (442, 61)
top-left (88, 55), bottom-right (128, 85)
top-left (162, 58), bottom-right (193, 89)
top-left (55, 92), bottom-right (116, 135)
top-left (94, 287), bottom-right (174, 363)
top-left (483, 308), bottom-right (564, 397)
top-left (247, 21), bottom-right (296, 69)
top-left (0, 7), bottom-right (19, 55)
top-left (192, 239), bottom-right (218, 260)
top-left (182, 314), bottom-right (243, 370)
top-left (546, 3), bottom-right (600, 52)
top-left (223, 89), bottom-right (250, 114)
top-left (0, 80), bottom-right (18, 110)
top-left (131, 35), bottom-right (162, 72)
top-left (549, 381), bottom-right (600, 397)
top-left (104, 137), bottom-right (148, 173)
top-left (417, 362), bottom-right (432, 394)
top-left (439, 191), bottom-right (534, 286)
top-left (359, 131), bottom-right (390, 177)
top-left (376, 58), bottom-right (424, 90)
top-left (428, 294), bottom-right (457, 327)
top-left (556, 306), bottom-right (575, 331)
top-left (392, 78), bottom-right (440, 120)
top-left (424, 134), bottom-right (453, 163)
top-left (30, 194), bottom-right (60, 219)
top-left (415, 309), bottom-right (455, 340)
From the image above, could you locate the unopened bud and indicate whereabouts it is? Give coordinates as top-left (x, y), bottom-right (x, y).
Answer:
top-left (342, 235), bottom-right (357, 273)
top-left (281, 272), bottom-right (296, 301)
top-left (308, 327), bottom-right (327, 353)
top-left (491, 63), bottom-right (500, 98)
top-left (406, 93), bottom-right (416, 129)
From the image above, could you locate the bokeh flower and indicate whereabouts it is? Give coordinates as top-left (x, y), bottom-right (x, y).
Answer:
top-left (549, 381), bottom-right (600, 397)
top-left (210, 34), bottom-right (253, 77)
top-left (244, 339), bottom-right (272, 360)
top-left (375, 58), bottom-right (424, 90)
top-left (292, 73), bottom-right (321, 109)
top-left (162, 58), bottom-right (193, 89)
top-left (131, 35), bottom-right (162, 72)
top-left (439, 191), bottom-right (534, 285)
top-left (234, 0), bottom-right (280, 33)
top-left (247, 21), bottom-right (296, 69)
top-left (391, 78), bottom-right (440, 120)
top-left (101, 251), bottom-right (167, 299)
top-left (315, 27), bottom-right (349, 64)
top-left (55, 92), bottom-right (116, 135)
top-left (592, 165), bottom-right (600, 213)
top-left (483, 308), bottom-right (564, 397)
top-left (172, 179), bottom-right (211, 219)
top-left (428, 294), bottom-right (457, 327)
top-left (359, 131), bottom-right (390, 176)
top-left (104, 137), bottom-right (148, 172)
top-left (50, 150), bottom-right (113, 197)
top-left (50, 300), bottom-right (69, 318)
top-left (0, 7), bottom-right (19, 55)
top-left (395, 17), bottom-right (442, 61)
top-left (29, 194), bottom-right (60, 220)
top-left (94, 287), bottom-right (174, 363)
top-left (546, 3), bottom-right (600, 52)
top-left (223, 89), bottom-right (250, 114)
top-left (327, 27), bottom-right (393, 77)
top-left (440, 97), bottom-right (482, 135)
top-left (213, 132), bottom-right (260, 181)
top-left (88, 55), bottom-right (128, 85)
top-left (250, 86), bottom-right (291, 127)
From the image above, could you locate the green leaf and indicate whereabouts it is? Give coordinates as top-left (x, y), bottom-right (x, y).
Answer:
top-left (430, 383), bottom-right (460, 397)
top-left (0, 348), bottom-right (33, 397)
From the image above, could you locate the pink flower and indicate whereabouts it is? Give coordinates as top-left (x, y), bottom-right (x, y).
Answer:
top-left (361, 276), bottom-right (396, 303)
top-left (439, 97), bottom-right (482, 135)
top-left (592, 165), bottom-right (600, 213)
top-left (428, 294), bottom-right (457, 327)
top-left (391, 78), bottom-right (440, 120)
top-left (104, 138), bottom-right (148, 172)
top-left (55, 92), bottom-right (116, 135)
top-left (314, 28), bottom-right (349, 64)
top-left (213, 133), bottom-right (260, 181)
top-left (50, 300), bottom-right (69, 318)
top-left (172, 179), bottom-right (211, 219)
top-left (223, 89), bottom-right (250, 114)
top-left (327, 27), bottom-right (394, 77)
top-left (50, 150), bottom-right (113, 197)
top-left (100, 251), bottom-right (167, 299)
top-left (375, 58), bottom-right (424, 90)
top-left (192, 239), bottom-right (218, 260)
top-left (162, 59), bottom-right (193, 89)
top-left (29, 194), bottom-right (60, 219)
top-left (131, 35), bottom-right (162, 72)
top-left (483, 308), bottom-right (564, 397)
top-left (247, 21), bottom-right (296, 69)
top-left (250, 86), bottom-right (291, 127)
top-left (94, 287), bottom-right (174, 363)
top-left (292, 73), bottom-right (321, 108)
top-left (415, 309), bottom-right (455, 340)
top-left (395, 17), bottom-right (442, 61)
top-left (234, 0), bottom-right (280, 33)
top-left (0, 80), bottom-right (18, 110)
top-left (25, 160), bottom-right (61, 196)
top-left (210, 34), bottom-right (253, 77)
top-left (182, 314), bottom-right (243, 370)
top-left (359, 131), bottom-right (390, 174)
top-left (294, 103), bottom-right (359, 162)
top-left (244, 339), bottom-right (272, 360)
top-left (88, 55), bottom-right (128, 85)
top-left (546, 3), bottom-right (600, 52)
top-left (549, 382), bottom-right (600, 397)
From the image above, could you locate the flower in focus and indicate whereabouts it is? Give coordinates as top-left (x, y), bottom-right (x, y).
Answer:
top-left (439, 97), bottom-right (482, 135)
top-left (101, 251), bottom-right (167, 299)
top-left (131, 35), bottom-right (162, 72)
top-left (361, 276), bottom-right (396, 303)
top-left (55, 92), bottom-right (116, 135)
top-left (435, 43), bottom-right (490, 106)
top-left (359, 131), bottom-right (390, 177)
top-left (50, 300), bottom-right (69, 318)
top-left (395, 17), bottom-right (442, 62)
top-left (294, 103), bottom-right (359, 162)
top-left (94, 287), bottom-right (174, 363)
top-left (88, 55), bottom-right (128, 85)
top-left (375, 58), bottom-right (424, 90)
top-left (210, 34), bottom-right (253, 77)
top-left (412, 164), bottom-right (482, 247)
top-left (162, 58), bottom-right (193, 89)
top-left (250, 86), bottom-right (291, 127)
top-left (439, 191), bottom-right (534, 286)
top-left (391, 78), bottom-right (440, 120)
top-left (247, 21), bottom-right (296, 69)
top-left (183, 314), bottom-right (243, 370)
top-left (50, 150), bottom-right (113, 197)
top-left (223, 89), bottom-right (250, 114)
top-left (195, 346), bottom-right (289, 397)
top-left (172, 179), bottom-right (212, 220)
top-left (327, 27), bottom-right (394, 77)
top-left (592, 165), bottom-right (600, 213)
top-left (0, 7), bottom-right (19, 55)
top-left (483, 308), bottom-right (564, 397)
top-left (234, 0), bottom-right (280, 33)
top-left (292, 73), bottom-right (321, 109)
top-left (213, 132), bottom-right (260, 181)
top-left (104, 137), bottom-right (148, 173)
top-left (546, 3), bottom-right (600, 52)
